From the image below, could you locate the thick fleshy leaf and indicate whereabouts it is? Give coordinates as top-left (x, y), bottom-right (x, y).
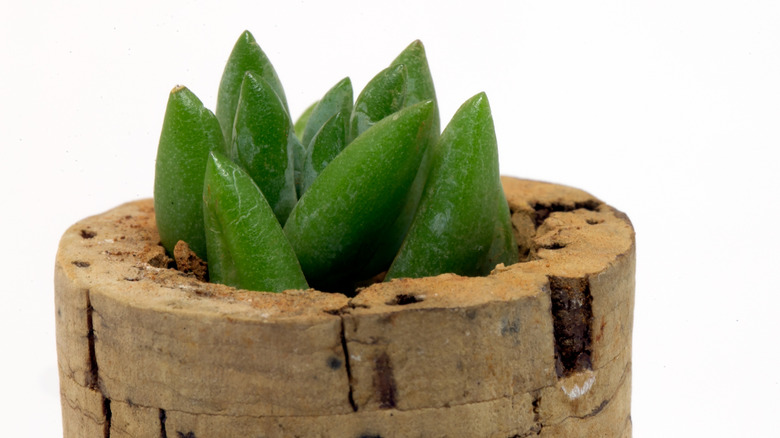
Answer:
top-left (300, 111), bottom-right (347, 195)
top-left (284, 100), bottom-right (435, 290)
top-left (349, 64), bottom-right (407, 142)
top-left (154, 86), bottom-right (224, 260)
top-left (300, 77), bottom-right (353, 149)
top-left (293, 102), bottom-right (318, 195)
top-left (356, 41), bottom-right (441, 278)
top-left (216, 30), bottom-right (288, 145)
top-left (390, 40), bottom-right (439, 134)
top-left (385, 92), bottom-right (518, 280)
top-left (230, 72), bottom-right (297, 224)
top-left (203, 151), bottom-right (308, 292)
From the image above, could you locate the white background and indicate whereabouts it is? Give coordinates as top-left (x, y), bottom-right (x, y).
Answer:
top-left (2, 1), bottom-right (778, 436)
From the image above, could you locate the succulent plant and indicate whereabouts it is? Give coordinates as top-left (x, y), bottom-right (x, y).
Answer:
top-left (154, 31), bottom-right (518, 293)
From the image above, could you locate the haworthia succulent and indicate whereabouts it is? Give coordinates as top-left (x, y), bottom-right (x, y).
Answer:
top-left (385, 92), bottom-right (518, 280)
top-left (349, 64), bottom-right (407, 143)
top-left (203, 151), bottom-right (308, 292)
top-left (284, 100), bottom-right (436, 290)
top-left (356, 41), bottom-right (441, 278)
top-left (230, 72), bottom-right (297, 224)
top-left (216, 30), bottom-right (288, 146)
top-left (154, 85), bottom-right (225, 260)
top-left (301, 111), bottom-right (347, 195)
top-left (299, 77), bottom-right (353, 149)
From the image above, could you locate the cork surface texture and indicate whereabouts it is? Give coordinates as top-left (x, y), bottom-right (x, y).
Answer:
top-left (55, 176), bottom-right (635, 437)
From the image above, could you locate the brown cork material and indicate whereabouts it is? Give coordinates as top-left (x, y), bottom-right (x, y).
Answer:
top-left (55, 177), bottom-right (634, 437)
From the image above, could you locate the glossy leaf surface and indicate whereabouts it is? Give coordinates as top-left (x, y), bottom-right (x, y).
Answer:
top-left (203, 151), bottom-right (308, 292)
top-left (284, 101), bottom-right (435, 289)
top-left (154, 86), bottom-right (224, 260)
top-left (301, 111), bottom-right (347, 195)
top-left (230, 72), bottom-right (297, 224)
top-left (299, 77), bottom-right (353, 149)
top-left (349, 64), bottom-right (407, 142)
top-left (356, 41), bottom-right (441, 277)
top-left (390, 40), bottom-right (439, 134)
top-left (292, 101), bottom-right (317, 194)
top-left (386, 92), bottom-right (518, 280)
top-left (216, 30), bottom-right (288, 145)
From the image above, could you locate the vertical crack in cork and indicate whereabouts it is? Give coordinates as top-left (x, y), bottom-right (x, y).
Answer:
top-left (86, 291), bottom-right (100, 390)
top-left (87, 291), bottom-right (98, 390)
top-left (549, 276), bottom-right (593, 377)
top-left (508, 391), bottom-right (543, 437)
top-left (87, 290), bottom-right (112, 437)
top-left (531, 392), bottom-right (542, 434)
top-left (102, 397), bottom-right (112, 438)
top-left (159, 409), bottom-right (168, 438)
top-left (339, 315), bottom-right (358, 412)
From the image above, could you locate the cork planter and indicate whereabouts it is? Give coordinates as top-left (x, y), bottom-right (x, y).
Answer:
top-left (55, 176), bottom-right (634, 437)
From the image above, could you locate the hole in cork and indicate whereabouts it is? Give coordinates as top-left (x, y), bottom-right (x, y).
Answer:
top-left (80, 229), bottom-right (96, 239)
top-left (540, 242), bottom-right (566, 250)
top-left (586, 218), bottom-right (603, 225)
top-left (72, 261), bottom-right (91, 268)
top-left (387, 293), bottom-right (424, 305)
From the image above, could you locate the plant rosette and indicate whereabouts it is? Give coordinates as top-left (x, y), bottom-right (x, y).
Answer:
top-left (55, 32), bottom-right (635, 437)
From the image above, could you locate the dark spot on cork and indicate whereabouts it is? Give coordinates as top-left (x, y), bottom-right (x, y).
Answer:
top-left (72, 261), bottom-right (90, 268)
top-left (327, 356), bottom-right (343, 370)
top-left (374, 352), bottom-right (397, 409)
top-left (549, 276), bottom-right (593, 377)
top-left (465, 309), bottom-right (477, 320)
top-left (387, 293), bottom-right (423, 305)
top-left (500, 318), bottom-right (520, 336)
top-left (586, 218), bottom-right (603, 225)
top-left (159, 409), bottom-right (167, 438)
top-left (540, 242), bottom-right (566, 250)
top-left (80, 229), bottom-right (96, 239)
top-left (176, 432), bottom-right (196, 438)
top-left (102, 397), bottom-right (112, 438)
top-left (358, 435), bottom-right (383, 438)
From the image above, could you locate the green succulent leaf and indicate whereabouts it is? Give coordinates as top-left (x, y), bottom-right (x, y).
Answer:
top-left (349, 64), bottom-right (407, 143)
top-left (385, 92), bottom-right (519, 280)
top-left (390, 40), bottom-right (439, 134)
top-left (294, 101), bottom-right (318, 139)
top-left (355, 41), bottom-right (442, 278)
top-left (216, 30), bottom-right (288, 146)
top-left (293, 102), bottom-right (318, 195)
top-left (230, 72), bottom-right (297, 224)
top-left (299, 77), bottom-right (353, 149)
top-left (154, 85), bottom-right (225, 260)
top-left (203, 151), bottom-right (308, 293)
top-left (284, 100), bottom-right (436, 290)
top-left (301, 111), bottom-right (348, 196)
